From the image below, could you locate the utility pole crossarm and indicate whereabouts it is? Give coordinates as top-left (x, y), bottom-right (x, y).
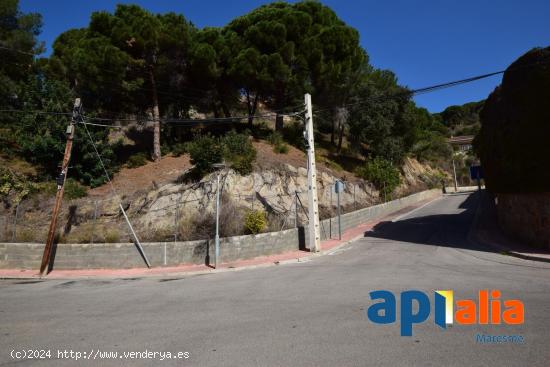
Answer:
top-left (39, 98), bottom-right (81, 276)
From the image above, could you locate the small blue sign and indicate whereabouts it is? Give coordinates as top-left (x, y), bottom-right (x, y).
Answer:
top-left (334, 180), bottom-right (345, 193)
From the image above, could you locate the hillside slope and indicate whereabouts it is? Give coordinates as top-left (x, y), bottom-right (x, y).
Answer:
top-left (0, 139), bottom-right (439, 243)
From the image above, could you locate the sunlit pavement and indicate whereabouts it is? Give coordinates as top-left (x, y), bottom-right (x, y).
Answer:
top-left (1, 192), bottom-right (549, 366)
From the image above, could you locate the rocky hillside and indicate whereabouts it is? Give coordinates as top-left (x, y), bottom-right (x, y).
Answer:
top-left (0, 147), bottom-right (439, 243)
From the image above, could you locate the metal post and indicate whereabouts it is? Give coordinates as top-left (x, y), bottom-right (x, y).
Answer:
top-left (383, 181), bottom-right (387, 203)
top-left (452, 158), bottom-right (458, 192)
top-left (91, 201), bottom-right (98, 245)
top-left (294, 192), bottom-right (298, 228)
top-left (12, 202), bottom-right (20, 242)
top-left (174, 203), bottom-right (179, 243)
top-left (329, 184), bottom-right (332, 239)
top-left (120, 203), bottom-right (151, 268)
top-left (304, 93), bottom-right (321, 252)
top-left (215, 172), bottom-right (221, 268)
top-left (337, 182), bottom-right (342, 240)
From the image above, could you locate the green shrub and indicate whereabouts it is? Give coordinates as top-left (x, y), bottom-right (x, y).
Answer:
top-left (268, 131), bottom-right (284, 146)
top-left (127, 152), bottom-right (149, 168)
top-left (268, 132), bottom-right (289, 154)
top-left (0, 167), bottom-right (37, 204)
top-left (357, 157), bottom-right (401, 197)
top-left (35, 181), bottom-right (57, 197)
top-left (244, 210), bottom-right (267, 234)
top-left (64, 179), bottom-right (87, 200)
top-left (421, 170), bottom-right (447, 189)
top-left (273, 143), bottom-right (289, 154)
top-left (222, 131), bottom-right (256, 175)
top-left (186, 134), bottom-right (223, 176)
top-left (171, 143), bottom-right (187, 157)
top-left (282, 121), bottom-right (305, 150)
top-left (324, 158), bottom-right (343, 172)
top-left (185, 132), bottom-right (256, 178)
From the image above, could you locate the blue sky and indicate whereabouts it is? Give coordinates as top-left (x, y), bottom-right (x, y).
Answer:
top-left (20, 0), bottom-right (550, 112)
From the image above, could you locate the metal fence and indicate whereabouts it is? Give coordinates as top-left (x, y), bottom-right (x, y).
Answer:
top-left (0, 179), bottom-right (385, 244)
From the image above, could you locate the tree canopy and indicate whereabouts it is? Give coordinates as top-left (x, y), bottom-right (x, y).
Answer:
top-left (1, 0), bottom-right (453, 190)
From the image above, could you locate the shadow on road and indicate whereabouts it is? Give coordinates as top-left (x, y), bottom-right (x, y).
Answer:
top-left (364, 191), bottom-right (498, 253)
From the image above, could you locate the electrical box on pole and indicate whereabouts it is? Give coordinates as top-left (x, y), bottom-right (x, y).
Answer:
top-left (304, 94), bottom-right (321, 252)
top-left (39, 98), bottom-right (81, 276)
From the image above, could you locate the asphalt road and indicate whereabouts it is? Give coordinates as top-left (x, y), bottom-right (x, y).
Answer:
top-left (1, 192), bottom-right (550, 366)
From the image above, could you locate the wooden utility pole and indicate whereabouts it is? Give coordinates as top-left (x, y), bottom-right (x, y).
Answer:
top-left (304, 94), bottom-right (321, 252)
top-left (39, 98), bottom-right (81, 276)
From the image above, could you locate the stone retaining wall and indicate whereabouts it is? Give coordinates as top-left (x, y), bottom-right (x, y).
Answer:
top-left (496, 192), bottom-right (550, 249)
top-left (0, 189), bottom-right (441, 270)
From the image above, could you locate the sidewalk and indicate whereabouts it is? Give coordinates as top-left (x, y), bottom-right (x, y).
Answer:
top-left (470, 191), bottom-right (550, 263)
top-left (0, 197), bottom-right (438, 280)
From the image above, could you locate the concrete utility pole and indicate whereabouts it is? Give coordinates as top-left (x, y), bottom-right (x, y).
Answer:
top-left (40, 98), bottom-right (81, 276)
top-left (304, 94), bottom-right (321, 252)
top-left (212, 163), bottom-right (226, 268)
top-left (215, 173), bottom-right (221, 267)
top-left (335, 180), bottom-right (343, 240)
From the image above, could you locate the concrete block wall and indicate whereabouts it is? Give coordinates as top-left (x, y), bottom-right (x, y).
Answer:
top-left (0, 189), bottom-right (440, 270)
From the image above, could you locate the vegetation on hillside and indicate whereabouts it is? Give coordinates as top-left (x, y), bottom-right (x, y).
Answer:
top-left (1, 0), bottom-right (456, 200)
top-left (435, 100), bottom-right (484, 137)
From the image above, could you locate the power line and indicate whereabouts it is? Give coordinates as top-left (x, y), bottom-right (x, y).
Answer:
top-left (0, 108), bottom-right (305, 128)
top-left (315, 55), bottom-right (550, 114)
top-left (80, 115), bottom-right (121, 199)
top-left (80, 110), bottom-right (303, 128)
top-left (313, 71), bottom-right (506, 114)
top-left (78, 120), bottom-right (122, 129)
top-left (0, 109), bottom-right (72, 116)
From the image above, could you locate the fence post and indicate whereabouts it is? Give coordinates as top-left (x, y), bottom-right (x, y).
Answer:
top-left (353, 184), bottom-right (357, 211)
top-left (0, 216), bottom-right (4, 242)
top-left (294, 192), bottom-right (298, 228)
top-left (12, 202), bottom-right (20, 242)
top-left (337, 182), bottom-right (342, 240)
top-left (91, 200), bottom-right (98, 244)
top-left (329, 185), bottom-right (333, 239)
top-left (174, 202), bottom-right (179, 243)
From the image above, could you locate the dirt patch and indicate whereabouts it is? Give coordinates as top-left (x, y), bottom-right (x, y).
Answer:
top-left (89, 154), bottom-right (191, 198)
top-left (253, 140), bottom-right (359, 181)
top-left (253, 140), bottom-right (307, 170)
top-left (89, 139), bottom-right (360, 199)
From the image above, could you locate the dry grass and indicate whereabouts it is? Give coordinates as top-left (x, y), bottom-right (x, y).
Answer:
top-left (177, 194), bottom-right (246, 240)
